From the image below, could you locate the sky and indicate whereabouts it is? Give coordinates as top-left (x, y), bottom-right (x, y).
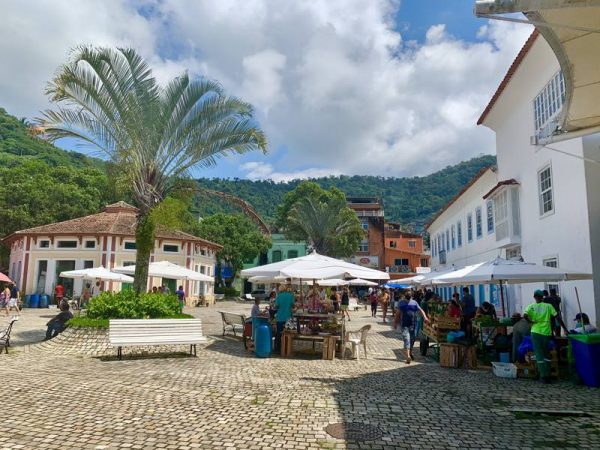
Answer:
top-left (0, 0), bottom-right (533, 181)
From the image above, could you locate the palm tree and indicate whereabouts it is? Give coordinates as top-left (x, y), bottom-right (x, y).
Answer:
top-left (38, 46), bottom-right (267, 293)
top-left (286, 195), bottom-right (364, 257)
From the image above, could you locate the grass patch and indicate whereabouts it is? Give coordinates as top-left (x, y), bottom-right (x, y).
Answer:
top-left (68, 317), bottom-right (109, 328)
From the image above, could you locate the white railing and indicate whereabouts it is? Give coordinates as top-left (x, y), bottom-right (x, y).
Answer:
top-left (353, 210), bottom-right (384, 217)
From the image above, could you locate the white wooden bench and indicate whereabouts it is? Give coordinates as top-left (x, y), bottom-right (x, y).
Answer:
top-left (219, 311), bottom-right (246, 337)
top-left (109, 319), bottom-right (206, 360)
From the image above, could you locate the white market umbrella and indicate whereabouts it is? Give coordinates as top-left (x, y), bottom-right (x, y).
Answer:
top-left (347, 278), bottom-right (378, 286)
top-left (59, 266), bottom-right (134, 283)
top-left (240, 251), bottom-right (390, 281)
top-left (430, 257), bottom-right (592, 317)
top-left (113, 261), bottom-right (213, 282)
top-left (415, 268), bottom-right (457, 286)
top-left (315, 279), bottom-right (349, 287)
top-left (397, 274), bottom-right (425, 286)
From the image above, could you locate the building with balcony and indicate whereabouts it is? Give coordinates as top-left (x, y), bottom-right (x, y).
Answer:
top-left (2, 202), bottom-right (221, 303)
top-left (383, 223), bottom-right (429, 280)
top-left (346, 197), bottom-right (385, 270)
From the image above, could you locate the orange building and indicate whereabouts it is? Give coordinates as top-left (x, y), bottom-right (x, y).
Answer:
top-left (383, 223), bottom-right (429, 280)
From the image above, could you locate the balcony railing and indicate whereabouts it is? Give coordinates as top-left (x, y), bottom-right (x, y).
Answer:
top-left (354, 210), bottom-right (384, 217)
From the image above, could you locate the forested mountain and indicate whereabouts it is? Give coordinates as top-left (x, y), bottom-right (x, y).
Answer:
top-left (193, 154), bottom-right (496, 231)
top-left (0, 105), bottom-right (495, 254)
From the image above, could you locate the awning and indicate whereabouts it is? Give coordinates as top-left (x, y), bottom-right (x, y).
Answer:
top-left (475, 1), bottom-right (600, 140)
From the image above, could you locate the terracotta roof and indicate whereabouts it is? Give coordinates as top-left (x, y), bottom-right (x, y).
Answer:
top-left (483, 179), bottom-right (520, 199)
top-left (3, 202), bottom-right (222, 249)
top-left (426, 166), bottom-right (496, 231)
top-left (477, 29), bottom-right (540, 126)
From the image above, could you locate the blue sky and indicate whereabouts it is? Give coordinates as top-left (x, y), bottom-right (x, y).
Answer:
top-left (0, 1), bottom-right (532, 181)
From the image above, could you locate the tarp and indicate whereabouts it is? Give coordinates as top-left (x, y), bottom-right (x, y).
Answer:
top-left (113, 261), bottom-right (213, 282)
top-left (383, 282), bottom-right (412, 289)
top-left (59, 266), bottom-right (133, 283)
top-left (475, 0), bottom-right (600, 137)
top-left (240, 251), bottom-right (390, 281)
top-left (430, 257), bottom-right (592, 285)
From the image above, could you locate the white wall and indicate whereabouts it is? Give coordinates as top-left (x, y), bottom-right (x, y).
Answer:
top-left (484, 37), bottom-right (597, 326)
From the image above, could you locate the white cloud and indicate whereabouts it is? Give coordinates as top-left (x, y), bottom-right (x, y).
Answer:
top-left (240, 162), bottom-right (341, 183)
top-left (0, 0), bottom-right (533, 179)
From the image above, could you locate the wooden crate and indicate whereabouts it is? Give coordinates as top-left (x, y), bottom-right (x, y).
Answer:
top-left (440, 343), bottom-right (461, 368)
top-left (281, 331), bottom-right (295, 357)
top-left (462, 345), bottom-right (478, 369)
top-left (435, 316), bottom-right (461, 330)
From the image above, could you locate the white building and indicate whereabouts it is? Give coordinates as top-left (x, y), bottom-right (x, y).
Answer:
top-left (428, 30), bottom-right (599, 326)
top-left (428, 167), bottom-right (510, 308)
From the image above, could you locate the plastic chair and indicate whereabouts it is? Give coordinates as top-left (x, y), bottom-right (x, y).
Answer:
top-left (345, 324), bottom-right (371, 359)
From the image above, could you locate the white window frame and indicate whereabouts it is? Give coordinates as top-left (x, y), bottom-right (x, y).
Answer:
top-left (533, 71), bottom-right (565, 140)
top-left (408, 240), bottom-right (416, 249)
top-left (84, 240), bottom-right (97, 249)
top-left (457, 221), bottom-right (462, 247)
top-left (56, 240), bottom-right (78, 249)
top-left (538, 164), bottom-right (555, 217)
top-left (445, 229), bottom-right (450, 252)
top-left (123, 240), bottom-right (137, 251)
top-left (486, 200), bottom-right (494, 234)
top-left (543, 256), bottom-right (560, 295)
top-left (467, 213), bottom-right (473, 243)
top-left (162, 244), bottom-right (180, 253)
top-left (38, 239), bottom-right (51, 249)
top-left (475, 207), bottom-right (483, 239)
top-left (451, 225), bottom-right (456, 250)
top-left (358, 239), bottom-right (369, 252)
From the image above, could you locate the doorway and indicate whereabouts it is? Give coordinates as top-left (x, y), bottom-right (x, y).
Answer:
top-left (56, 260), bottom-right (76, 298)
top-left (162, 278), bottom-right (177, 294)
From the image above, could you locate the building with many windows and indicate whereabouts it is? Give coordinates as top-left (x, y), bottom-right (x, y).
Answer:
top-left (428, 30), bottom-right (599, 325)
top-left (383, 223), bottom-right (429, 279)
top-left (3, 202), bottom-right (221, 304)
top-left (346, 197), bottom-right (385, 270)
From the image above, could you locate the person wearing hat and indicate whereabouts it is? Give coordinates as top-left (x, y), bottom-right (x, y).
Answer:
top-left (524, 289), bottom-right (568, 383)
top-left (570, 313), bottom-right (597, 334)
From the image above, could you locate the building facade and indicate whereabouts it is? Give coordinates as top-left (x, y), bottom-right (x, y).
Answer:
top-left (479, 30), bottom-right (599, 325)
top-left (383, 223), bottom-right (429, 280)
top-left (3, 202), bottom-right (221, 304)
top-left (346, 197), bottom-right (385, 270)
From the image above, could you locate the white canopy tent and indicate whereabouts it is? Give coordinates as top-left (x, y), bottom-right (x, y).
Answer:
top-left (59, 266), bottom-right (134, 283)
top-left (347, 278), bottom-right (378, 287)
top-left (113, 261), bottom-right (214, 282)
top-left (315, 279), bottom-right (349, 287)
top-left (430, 257), bottom-right (592, 315)
top-left (475, 0), bottom-right (600, 143)
top-left (240, 252), bottom-right (390, 281)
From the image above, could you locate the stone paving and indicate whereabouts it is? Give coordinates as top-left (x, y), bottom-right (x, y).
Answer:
top-left (1, 302), bottom-right (599, 450)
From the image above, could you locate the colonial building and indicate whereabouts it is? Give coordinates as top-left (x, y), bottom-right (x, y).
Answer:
top-left (383, 222), bottom-right (429, 280)
top-left (2, 202), bottom-right (221, 304)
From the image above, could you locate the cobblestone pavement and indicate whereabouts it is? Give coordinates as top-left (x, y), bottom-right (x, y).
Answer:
top-left (1, 302), bottom-right (599, 449)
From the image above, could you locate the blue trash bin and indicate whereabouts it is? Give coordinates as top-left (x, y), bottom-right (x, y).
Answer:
top-left (40, 295), bottom-right (49, 308)
top-left (569, 333), bottom-right (600, 387)
top-left (23, 295), bottom-right (31, 308)
top-left (254, 317), bottom-right (272, 358)
top-left (29, 294), bottom-right (40, 309)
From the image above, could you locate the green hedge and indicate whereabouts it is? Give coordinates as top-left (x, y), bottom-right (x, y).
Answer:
top-left (85, 290), bottom-right (181, 320)
top-left (214, 286), bottom-right (240, 297)
top-left (68, 317), bottom-right (109, 328)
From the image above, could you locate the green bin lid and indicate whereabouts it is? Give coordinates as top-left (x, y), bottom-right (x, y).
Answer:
top-left (568, 333), bottom-right (600, 344)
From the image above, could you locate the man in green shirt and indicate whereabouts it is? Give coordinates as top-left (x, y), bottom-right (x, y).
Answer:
top-left (524, 290), bottom-right (568, 383)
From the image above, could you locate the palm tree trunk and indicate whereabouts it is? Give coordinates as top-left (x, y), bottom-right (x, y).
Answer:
top-left (133, 209), bottom-right (156, 294)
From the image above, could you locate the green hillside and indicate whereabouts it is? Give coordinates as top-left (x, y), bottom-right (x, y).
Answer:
top-left (192, 154), bottom-right (496, 231)
top-left (0, 105), bottom-right (495, 248)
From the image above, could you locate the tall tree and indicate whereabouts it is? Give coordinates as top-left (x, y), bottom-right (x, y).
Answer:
top-left (195, 213), bottom-right (271, 286)
top-left (279, 182), bottom-right (364, 257)
top-left (38, 46), bottom-right (267, 293)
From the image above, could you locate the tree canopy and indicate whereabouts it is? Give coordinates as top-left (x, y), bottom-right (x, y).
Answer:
top-left (195, 213), bottom-right (271, 285)
top-left (277, 182), bottom-right (364, 257)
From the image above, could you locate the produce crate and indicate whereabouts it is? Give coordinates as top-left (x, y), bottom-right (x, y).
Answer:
top-left (435, 316), bottom-right (461, 330)
top-left (440, 343), bottom-right (461, 368)
top-left (515, 362), bottom-right (537, 379)
top-left (423, 322), bottom-right (448, 343)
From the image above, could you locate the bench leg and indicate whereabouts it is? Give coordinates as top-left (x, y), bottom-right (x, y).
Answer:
top-left (193, 344), bottom-right (197, 357)
top-left (117, 347), bottom-right (122, 360)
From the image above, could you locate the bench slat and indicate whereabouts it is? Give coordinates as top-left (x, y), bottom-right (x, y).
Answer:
top-left (108, 319), bottom-right (205, 348)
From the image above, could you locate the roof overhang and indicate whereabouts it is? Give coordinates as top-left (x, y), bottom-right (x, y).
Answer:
top-left (475, 1), bottom-right (600, 141)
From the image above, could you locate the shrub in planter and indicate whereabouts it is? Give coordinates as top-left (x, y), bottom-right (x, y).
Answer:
top-left (214, 286), bottom-right (240, 298)
top-left (86, 291), bottom-right (181, 320)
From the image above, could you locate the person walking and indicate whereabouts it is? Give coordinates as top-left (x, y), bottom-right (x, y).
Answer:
top-left (524, 290), bottom-right (568, 383)
top-left (274, 285), bottom-right (295, 352)
top-left (370, 290), bottom-right (378, 318)
top-left (175, 285), bottom-right (186, 313)
top-left (461, 287), bottom-right (476, 336)
top-left (2, 284), bottom-right (11, 317)
top-left (394, 292), bottom-right (429, 364)
top-left (54, 282), bottom-right (65, 305)
top-left (340, 287), bottom-right (351, 321)
top-left (330, 288), bottom-right (340, 314)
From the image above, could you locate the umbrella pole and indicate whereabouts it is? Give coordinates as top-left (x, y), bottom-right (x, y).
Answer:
top-left (499, 280), bottom-right (506, 318)
top-left (575, 287), bottom-right (585, 334)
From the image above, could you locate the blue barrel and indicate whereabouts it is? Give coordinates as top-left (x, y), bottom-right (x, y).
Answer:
top-left (40, 295), bottom-right (49, 308)
top-left (23, 295), bottom-right (30, 308)
top-left (29, 294), bottom-right (40, 309)
top-left (254, 317), bottom-right (272, 358)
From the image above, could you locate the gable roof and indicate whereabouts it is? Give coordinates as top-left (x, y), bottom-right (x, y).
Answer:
top-left (477, 29), bottom-right (540, 126)
top-left (426, 166), bottom-right (497, 231)
top-left (3, 202), bottom-right (222, 249)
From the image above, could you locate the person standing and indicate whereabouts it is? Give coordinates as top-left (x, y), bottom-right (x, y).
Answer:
top-left (92, 280), bottom-right (102, 298)
top-left (524, 290), bottom-right (568, 383)
top-left (2, 284), bottom-right (11, 317)
top-left (394, 292), bottom-right (429, 364)
top-left (81, 283), bottom-right (92, 308)
top-left (274, 285), bottom-right (295, 352)
top-left (510, 313), bottom-right (531, 362)
top-left (175, 285), bottom-right (186, 313)
top-left (6, 283), bottom-right (20, 315)
top-left (340, 287), bottom-right (351, 321)
top-left (330, 288), bottom-right (340, 314)
top-left (370, 289), bottom-right (378, 318)
top-left (461, 287), bottom-right (476, 335)
top-left (54, 282), bottom-right (65, 305)
top-left (544, 288), bottom-right (562, 336)
top-left (379, 288), bottom-right (390, 323)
